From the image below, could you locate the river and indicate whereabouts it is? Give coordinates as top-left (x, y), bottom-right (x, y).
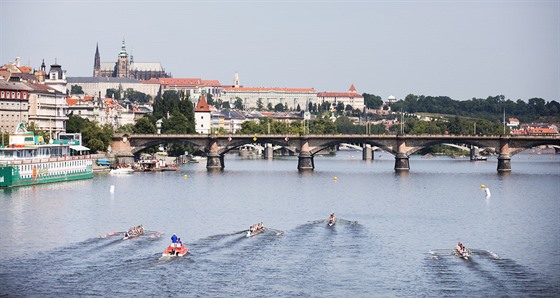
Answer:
top-left (1, 151), bottom-right (559, 297)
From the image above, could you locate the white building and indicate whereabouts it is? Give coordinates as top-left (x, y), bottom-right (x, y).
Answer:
top-left (217, 73), bottom-right (317, 111)
top-left (66, 77), bottom-right (160, 98)
top-left (0, 81), bottom-right (32, 133)
top-left (316, 84), bottom-right (365, 111)
top-left (27, 82), bottom-right (68, 138)
top-left (158, 78), bottom-right (222, 103)
top-left (194, 95), bottom-right (212, 134)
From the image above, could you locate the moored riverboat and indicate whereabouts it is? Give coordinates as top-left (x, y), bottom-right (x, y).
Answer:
top-left (0, 124), bottom-right (93, 188)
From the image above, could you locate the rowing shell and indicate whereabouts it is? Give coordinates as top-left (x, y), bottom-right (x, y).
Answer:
top-left (246, 228), bottom-right (265, 237)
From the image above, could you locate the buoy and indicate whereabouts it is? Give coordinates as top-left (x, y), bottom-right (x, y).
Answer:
top-left (110, 185), bottom-right (115, 193)
top-left (480, 184), bottom-right (485, 189)
top-left (484, 187), bottom-right (491, 199)
top-left (333, 176), bottom-right (337, 181)
top-left (184, 175), bottom-right (188, 179)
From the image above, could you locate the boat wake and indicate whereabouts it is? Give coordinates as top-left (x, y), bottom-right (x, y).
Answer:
top-left (424, 248), bottom-right (559, 295)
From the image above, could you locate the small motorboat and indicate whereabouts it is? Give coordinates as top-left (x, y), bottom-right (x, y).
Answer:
top-left (162, 243), bottom-right (189, 257)
top-left (471, 155), bottom-right (488, 161)
top-left (110, 167), bottom-right (134, 175)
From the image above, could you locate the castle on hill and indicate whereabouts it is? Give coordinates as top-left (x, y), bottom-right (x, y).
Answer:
top-left (93, 39), bottom-right (170, 80)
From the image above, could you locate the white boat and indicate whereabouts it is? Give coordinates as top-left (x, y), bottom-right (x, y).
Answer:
top-left (471, 155), bottom-right (488, 161)
top-left (110, 167), bottom-right (134, 175)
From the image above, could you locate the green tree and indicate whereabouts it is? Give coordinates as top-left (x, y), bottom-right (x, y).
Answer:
top-left (206, 93), bottom-right (214, 106)
top-left (369, 123), bottom-right (387, 134)
top-left (234, 97), bottom-right (244, 110)
top-left (274, 103), bottom-right (285, 112)
top-left (363, 93), bottom-right (383, 109)
top-left (70, 85), bottom-right (84, 95)
top-left (66, 114), bottom-right (89, 133)
top-left (116, 123), bottom-right (134, 133)
top-left (163, 112), bottom-right (192, 134)
top-left (335, 102), bottom-right (344, 114)
top-left (335, 116), bottom-right (362, 134)
top-left (267, 102), bottom-right (273, 111)
top-left (133, 117), bottom-right (157, 134)
top-left (310, 116), bottom-right (337, 134)
top-left (257, 98), bottom-right (264, 110)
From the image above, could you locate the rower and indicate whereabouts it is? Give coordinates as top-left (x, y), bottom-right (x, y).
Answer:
top-left (456, 242), bottom-right (463, 254)
top-left (329, 213), bottom-right (336, 223)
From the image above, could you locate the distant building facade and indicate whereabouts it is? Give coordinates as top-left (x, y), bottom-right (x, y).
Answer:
top-left (93, 40), bottom-right (170, 81)
top-left (0, 81), bottom-right (32, 133)
top-left (218, 73), bottom-right (317, 111)
top-left (194, 95), bottom-right (212, 134)
top-left (317, 84), bottom-right (365, 111)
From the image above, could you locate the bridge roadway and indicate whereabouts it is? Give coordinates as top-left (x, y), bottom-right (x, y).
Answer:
top-left (111, 133), bottom-right (560, 173)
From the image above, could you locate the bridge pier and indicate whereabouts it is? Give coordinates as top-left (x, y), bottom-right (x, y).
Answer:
top-left (470, 146), bottom-right (480, 161)
top-left (206, 138), bottom-right (223, 170)
top-left (497, 139), bottom-right (511, 172)
top-left (497, 154), bottom-right (511, 172)
top-left (362, 144), bottom-right (373, 160)
top-left (394, 153), bottom-right (410, 171)
top-left (394, 137), bottom-right (410, 171)
top-left (298, 151), bottom-right (314, 171)
top-left (206, 153), bottom-right (224, 170)
top-left (263, 143), bottom-right (273, 160)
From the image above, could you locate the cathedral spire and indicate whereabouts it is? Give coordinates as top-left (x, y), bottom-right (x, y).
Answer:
top-left (93, 42), bottom-right (101, 77)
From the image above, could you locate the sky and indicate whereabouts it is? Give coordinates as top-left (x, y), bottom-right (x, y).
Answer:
top-left (1, 0), bottom-right (558, 102)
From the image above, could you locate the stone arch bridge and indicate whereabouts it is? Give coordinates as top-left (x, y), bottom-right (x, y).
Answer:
top-left (111, 133), bottom-right (560, 173)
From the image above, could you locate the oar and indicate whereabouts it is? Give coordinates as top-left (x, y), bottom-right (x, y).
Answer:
top-left (264, 227), bottom-right (284, 236)
top-left (99, 231), bottom-right (118, 238)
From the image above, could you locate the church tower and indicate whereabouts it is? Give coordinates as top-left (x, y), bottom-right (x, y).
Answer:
top-left (233, 72), bottom-right (239, 88)
top-left (93, 43), bottom-right (101, 77)
top-left (116, 39), bottom-right (129, 78)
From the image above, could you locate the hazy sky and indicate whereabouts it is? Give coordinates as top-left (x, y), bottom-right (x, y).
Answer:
top-left (1, 0), bottom-right (558, 102)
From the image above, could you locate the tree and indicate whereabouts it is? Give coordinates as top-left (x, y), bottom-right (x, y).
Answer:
top-left (116, 123), bottom-right (134, 133)
top-left (105, 88), bottom-right (121, 100)
top-left (133, 117), bottom-right (157, 134)
top-left (335, 102), bottom-right (344, 114)
top-left (152, 90), bottom-right (195, 133)
top-left (234, 97), bottom-right (244, 110)
top-left (206, 93), bottom-right (214, 106)
top-left (66, 114), bottom-right (89, 133)
top-left (363, 93), bottom-right (383, 109)
top-left (369, 124), bottom-right (387, 134)
top-left (274, 103), bottom-right (285, 112)
top-left (310, 116), bottom-right (337, 134)
top-left (163, 112), bottom-right (192, 134)
top-left (70, 85), bottom-right (84, 95)
top-left (257, 98), bottom-right (264, 110)
top-left (267, 102), bottom-right (273, 111)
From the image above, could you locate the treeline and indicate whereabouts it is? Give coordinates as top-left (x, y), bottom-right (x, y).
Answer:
top-left (390, 94), bottom-right (559, 123)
